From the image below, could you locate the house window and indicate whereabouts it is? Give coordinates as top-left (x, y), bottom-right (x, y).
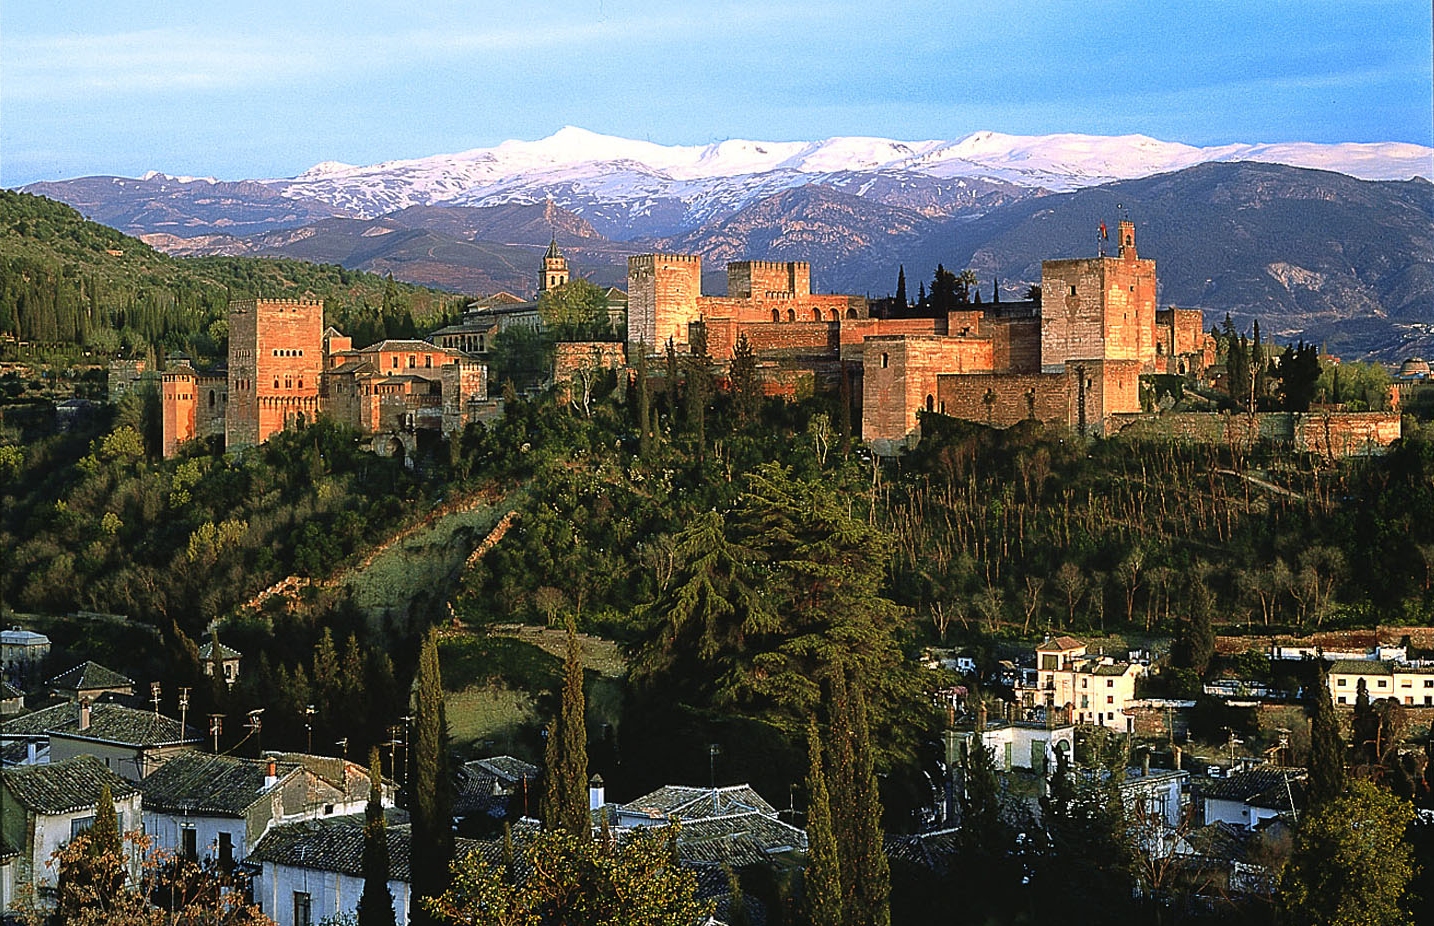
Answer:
top-left (425, 355), bottom-right (433, 368)
top-left (408, 355), bottom-right (416, 368)
top-left (1406, 697), bottom-right (1413, 705)
top-left (1069, 285), bottom-right (1077, 296)
top-left (70, 815), bottom-right (95, 838)
top-left (881, 353), bottom-right (889, 369)
top-left (1106, 696), bottom-right (1114, 704)
top-left (392, 357), bottom-right (399, 368)
top-left (1107, 679), bottom-right (1114, 687)
top-left (1377, 680), bottom-right (1387, 688)
top-left (1081, 678), bottom-right (1088, 688)
top-left (182, 828), bottom-right (197, 861)
top-left (1402, 680), bottom-right (1412, 688)
top-left (1080, 695), bottom-right (1088, 708)
top-left (293, 892), bottom-right (312, 926)
top-left (218, 832), bottom-right (233, 869)
top-left (1336, 678), bottom-right (1346, 686)
top-left (1425, 680), bottom-right (1433, 688)
top-left (1426, 696), bottom-right (1432, 705)
top-left (1338, 696), bottom-right (1347, 704)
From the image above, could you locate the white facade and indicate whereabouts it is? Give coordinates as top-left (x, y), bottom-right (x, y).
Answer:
top-left (1328, 661), bottom-right (1434, 707)
top-left (256, 863), bottom-right (410, 926)
top-left (142, 811), bottom-right (248, 868)
top-left (17, 795), bottom-right (143, 895)
top-left (1032, 637), bottom-right (1144, 731)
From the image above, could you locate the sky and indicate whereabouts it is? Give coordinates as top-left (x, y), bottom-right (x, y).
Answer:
top-left (2, 0), bottom-right (1431, 186)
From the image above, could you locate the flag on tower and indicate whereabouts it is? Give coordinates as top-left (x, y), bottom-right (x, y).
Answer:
top-left (1099, 222), bottom-right (1108, 240)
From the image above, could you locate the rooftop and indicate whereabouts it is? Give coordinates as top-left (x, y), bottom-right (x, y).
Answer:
top-left (1328, 660), bottom-right (1395, 676)
top-left (198, 641), bottom-right (241, 661)
top-left (2, 700), bottom-right (200, 748)
top-left (1197, 768), bottom-right (1307, 805)
top-left (2, 755), bottom-right (138, 815)
top-left (0, 628), bottom-right (49, 646)
top-left (139, 752), bottom-right (297, 816)
top-left (468, 755), bottom-right (541, 786)
top-left (47, 661), bottom-right (134, 692)
top-left (250, 817), bottom-right (481, 882)
top-left (1037, 636), bottom-right (1084, 653)
top-left (620, 785), bottom-right (778, 822)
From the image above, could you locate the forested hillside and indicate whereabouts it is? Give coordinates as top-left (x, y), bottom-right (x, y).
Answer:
top-left (0, 191), bottom-right (465, 363)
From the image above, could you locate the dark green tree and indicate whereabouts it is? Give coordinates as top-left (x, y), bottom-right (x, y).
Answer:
top-left (56, 781), bottom-right (125, 923)
top-left (1276, 340), bottom-right (1323, 412)
top-left (538, 278), bottom-right (611, 341)
top-left (542, 623), bottom-right (590, 835)
top-left (635, 343), bottom-right (654, 459)
top-left (358, 746), bottom-right (397, 926)
top-left (409, 627), bottom-right (454, 926)
top-left (1307, 664), bottom-right (1346, 809)
top-left (1171, 574), bottom-right (1216, 676)
top-left (894, 265), bottom-right (907, 308)
top-left (846, 676), bottom-right (891, 926)
top-left (803, 717), bottom-right (842, 926)
top-left (729, 331), bottom-right (760, 428)
top-left (1352, 677), bottom-right (1379, 766)
top-left (1279, 779), bottom-right (1417, 926)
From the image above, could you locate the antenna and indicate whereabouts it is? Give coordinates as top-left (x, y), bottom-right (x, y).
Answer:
top-left (150, 682), bottom-right (162, 715)
top-left (246, 709), bottom-right (264, 754)
top-left (208, 714), bottom-right (224, 753)
top-left (178, 687), bottom-right (190, 733)
top-left (336, 737), bottom-right (348, 761)
top-left (305, 705), bottom-right (316, 754)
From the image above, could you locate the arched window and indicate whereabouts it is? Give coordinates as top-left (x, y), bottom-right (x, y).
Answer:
top-left (926, 394), bottom-right (934, 412)
top-left (788, 309), bottom-right (796, 322)
top-left (830, 309), bottom-right (839, 321)
top-left (846, 308), bottom-right (858, 319)
top-left (772, 309), bottom-right (780, 322)
top-left (812, 308), bottom-right (821, 321)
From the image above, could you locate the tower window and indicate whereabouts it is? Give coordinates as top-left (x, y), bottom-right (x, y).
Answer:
top-left (1069, 285), bottom-right (1077, 296)
top-left (881, 353), bottom-right (889, 369)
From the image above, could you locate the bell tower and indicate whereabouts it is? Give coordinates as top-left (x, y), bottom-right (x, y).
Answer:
top-left (1117, 220), bottom-right (1137, 260)
top-left (540, 235), bottom-right (570, 293)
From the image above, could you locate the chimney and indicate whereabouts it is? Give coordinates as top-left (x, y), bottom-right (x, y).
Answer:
top-left (975, 700), bottom-right (987, 733)
top-left (79, 698), bottom-right (91, 731)
top-left (264, 759), bottom-right (278, 789)
top-left (1141, 749), bottom-right (1151, 777)
top-left (589, 774), bottom-right (605, 811)
top-left (1172, 746), bottom-right (1183, 771)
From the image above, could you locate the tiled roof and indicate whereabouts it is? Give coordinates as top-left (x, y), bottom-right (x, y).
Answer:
top-left (2, 701), bottom-right (200, 748)
top-left (250, 817), bottom-right (482, 882)
top-left (621, 785), bottom-right (778, 821)
top-left (2, 755), bottom-right (138, 815)
top-left (468, 756), bottom-right (540, 786)
top-left (1328, 660), bottom-right (1394, 676)
top-left (1089, 663), bottom-right (1134, 676)
top-left (1037, 636), bottom-right (1084, 652)
top-left (198, 641), bottom-right (241, 661)
top-left (47, 661), bottom-right (133, 692)
top-left (672, 812), bottom-right (808, 866)
top-left (0, 628), bottom-right (49, 646)
top-left (355, 340), bottom-right (452, 353)
top-left (884, 828), bottom-right (959, 873)
top-left (1, 681), bottom-right (23, 700)
top-left (139, 753), bottom-right (296, 816)
top-left (1197, 768), bottom-right (1306, 805)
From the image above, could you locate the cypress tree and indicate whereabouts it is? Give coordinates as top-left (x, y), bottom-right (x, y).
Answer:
top-left (894, 266), bottom-right (907, 308)
top-left (409, 627), bottom-right (454, 926)
top-left (1306, 663), bottom-right (1346, 808)
top-left (825, 668), bottom-right (859, 912)
top-left (542, 623), bottom-right (589, 834)
top-left (57, 781), bottom-right (124, 921)
top-left (848, 677), bottom-right (891, 926)
top-left (357, 747), bottom-right (396, 926)
top-left (635, 343), bottom-right (653, 458)
top-left (1351, 677), bottom-right (1379, 766)
top-left (803, 717), bottom-right (842, 926)
top-left (730, 332), bottom-right (759, 428)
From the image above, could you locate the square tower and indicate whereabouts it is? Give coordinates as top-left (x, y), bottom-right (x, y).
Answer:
top-left (226, 299), bottom-right (324, 448)
top-left (627, 254), bottom-right (703, 352)
top-left (1039, 221), bottom-right (1156, 373)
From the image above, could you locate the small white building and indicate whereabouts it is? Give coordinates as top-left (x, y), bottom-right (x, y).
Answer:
top-left (1, 698), bottom-right (201, 780)
top-left (1199, 767), bottom-right (1306, 831)
top-left (0, 628), bottom-right (49, 690)
top-left (0, 755), bottom-right (142, 910)
top-left (251, 817), bottom-right (485, 926)
top-left (1029, 636), bottom-right (1145, 731)
top-left (944, 719), bottom-right (1076, 776)
top-left (1327, 659), bottom-right (1434, 707)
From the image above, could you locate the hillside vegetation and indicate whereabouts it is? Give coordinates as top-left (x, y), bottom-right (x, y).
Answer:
top-left (0, 190), bottom-right (464, 364)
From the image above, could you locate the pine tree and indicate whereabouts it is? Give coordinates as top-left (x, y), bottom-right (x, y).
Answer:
top-left (1306, 663), bottom-right (1346, 809)
top-left (408, 627), bottom-right (454, 926)
top-left (803, 717), bottom-right (842, 926)
top-left (358, 747), bottom-right (397, 926)
top-left (543, 623), bottom-right (590, 835)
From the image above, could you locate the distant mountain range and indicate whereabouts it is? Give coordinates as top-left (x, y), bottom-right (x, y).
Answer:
top-left (19, 128), bottom-right (1434, 361)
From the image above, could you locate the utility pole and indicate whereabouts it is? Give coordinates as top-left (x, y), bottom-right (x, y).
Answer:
top-left (304, 704), bottom-right (316, 754)
top-left (209, 714), bottom-right (223, 753)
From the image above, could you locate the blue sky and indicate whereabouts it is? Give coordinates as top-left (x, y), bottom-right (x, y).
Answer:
top-left (3, 0), bottom-right (1430, 185)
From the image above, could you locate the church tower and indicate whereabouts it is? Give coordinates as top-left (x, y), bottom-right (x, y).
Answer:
top-left (540, 235), bottom-right (570, 293)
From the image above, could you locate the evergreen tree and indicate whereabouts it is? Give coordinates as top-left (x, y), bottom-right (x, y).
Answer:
top-left (1352, 678), bottom-right (1380, 767)
top-left (57, 781), bottom-right (125, 922)
top-left (684, 323), bottom-right (712, 462)
top-left (358, 747), bottom-right (397, 926)
top-left (804, 717), bottom-right (842, 926)
top-left (1252, 320), bottom-right (1267, 407)
top-left (1171, 575), bottom-right (1216, 676)
top-left (729, 332), bottom-right (759, 428)
top-left (664, 337), bottom-right (679, 427)
top-left (848, 677), bottom-right (890, 926)
top-left (991, 276), bottom-right (1000, 303)
top-left (409, 627), bottom-right (454, 926)
top-left (894, 266), bottom-right (907, 308)
top-left (1307, 664), bottom-right (1346, 809)
top-left (542, 623), bottom-right (590, 835)
top-left (635, 343), bottom-right (653, 458)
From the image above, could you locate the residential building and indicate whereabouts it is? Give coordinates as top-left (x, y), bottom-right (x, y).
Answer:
top-left (198, 639), bottom-right (242, 685)
top-left (0, 699), bottom-right (201, 779)
top-left (0, 756), bottom-right (142, 908)
top-left (1327, 659), bottom-right (1434, 706)
top-left (0, 628), bottom-right (49, 690)
top-left (1027, 636), bottom-right (1145, 731)
top-left (46, 661), bottom-right (134, 703)
top-left (1198, 767), bottom-right (1306, 831)
top-left (602, 784), bottom-right (808, 867)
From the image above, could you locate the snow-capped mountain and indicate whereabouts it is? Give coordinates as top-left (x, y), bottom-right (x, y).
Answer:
top-left (260, 126), bottom-right (1433, 227)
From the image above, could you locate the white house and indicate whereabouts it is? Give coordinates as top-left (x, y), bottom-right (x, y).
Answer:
top-left (1199, 767), bottom-right (1306, 831)
top-left (1029, 636), bottom-right (1145, 731)
top-left (0, 698), bottom-right (202, 780)
top-left (0, 755), bottom-right (142, 910)
top-left (250, 817), bottom-right (485, 926)
top-left (943, 718), bottom-right (1076, 776)
top-left (1327, 659), bottom-right (1434, 707)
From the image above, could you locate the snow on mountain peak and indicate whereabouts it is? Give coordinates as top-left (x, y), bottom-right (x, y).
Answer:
top-left (267, 127), bottom-right (1433, 219)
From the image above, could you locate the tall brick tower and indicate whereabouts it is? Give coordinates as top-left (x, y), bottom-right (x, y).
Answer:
top-left (627, 253), bottom-right (704, 352)
top-left (1039, 220), bottom-right (1156, 373)
top-left (226, 299), bottom-right (324, 449)
top-left (161, 362), bottom-right (198, 458)
top-left (539, 236), bottom-right (570, 294)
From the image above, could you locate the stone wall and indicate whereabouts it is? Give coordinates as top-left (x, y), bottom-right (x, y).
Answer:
top-left (861, 335), bottom-right (996, 451)
top-left (1108, 410), bottom-right (1400, 457)
top-left (726, 260), bottom-right (810, 299)
top-left (936, 370), bottom-right (1070, 430)
top-left (982, 316), bottom-right (1042, 373)
top-left (1040, 252), bottom-right (1156, 372)
top-left (703, 318), bottom-right (838, 359)
top-left (1295, 411), bottom-right (1402, 457)
top-left (227, 299), bottom-right (324, 448)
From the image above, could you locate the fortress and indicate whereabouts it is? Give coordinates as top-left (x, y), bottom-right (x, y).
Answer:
top-left (161, 299), bottom-right (493, 460)
top-left (626, 221), bottom-right (1216, 451)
